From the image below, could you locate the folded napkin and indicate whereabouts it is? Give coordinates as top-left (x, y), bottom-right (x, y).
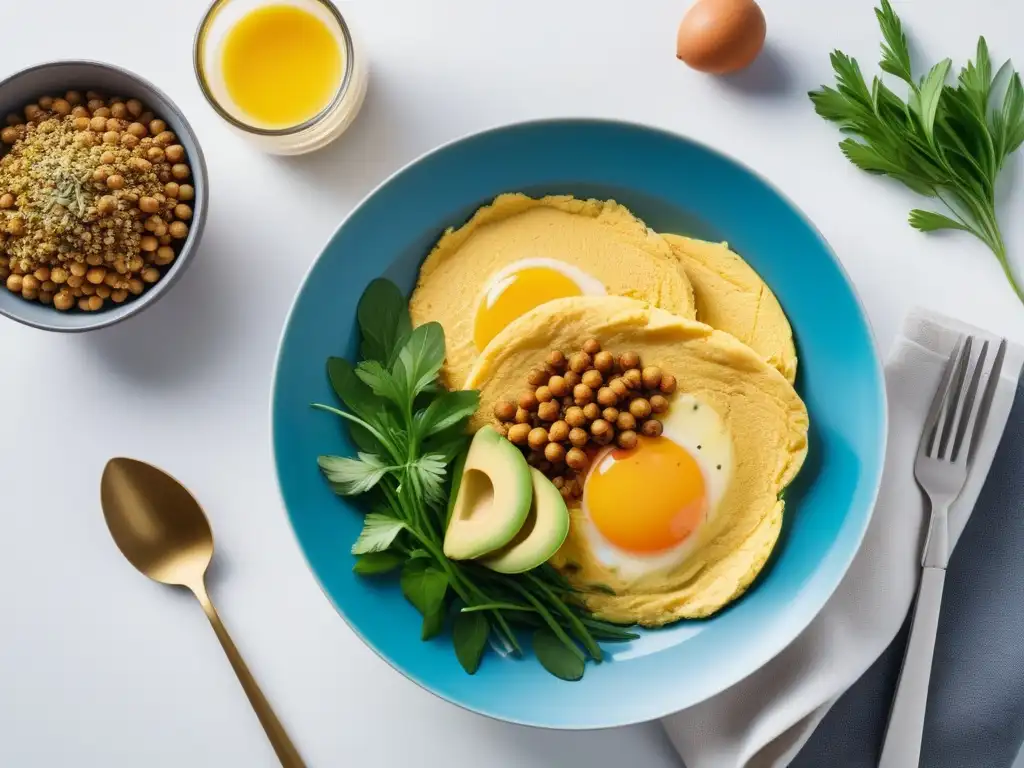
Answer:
top-left (662, 308), bottom-right (1024, 768)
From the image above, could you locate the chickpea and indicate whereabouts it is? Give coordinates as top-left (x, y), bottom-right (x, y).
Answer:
top-left (629, 398), bottom-right (653, 420)
top-left (129, 157), bottom-right (151, 173)
top-left (110, 289), bottom-right (128, 304)
top-left (33, 267), bottom-right (50, 282)
top-left (564, 406), bottom-right (587, 428)
top-left (141, 268), bottom-right (160, 284)
top-left (87, 115), bottom-right (105, 132)
top-left (518, 390), bottom-right (539, 412)
top-left (591, 419), bottom-right (614, 445)
top-left (138, 196), bottom-right (160, 214)
top-left (595, 386), bottom-right (621, 408)
top-left (4, 113), bottom-right (19, 126)
top-left (7, 216), bottom-right (24, 236)
top-left (158, 235), bottom-right (172, 246)
top-left (623, 369), bottom-right (643, 390)
top-left (148, 119), bottom-right (167, 136)
top-left (171, 164), bottom-right (190, 180)
top-left (86, 253), bottom-right (104, 267)
top-left (23, 103), bottom-right (42, 121)
top-left (619, 351), bottom-right (641, 370)
top-left (153, 246), bottom-right (175, 266)
top-left (650, 394), bottom-right (669, 414)
top-left (527, 427), bottom-right (549, 451)
top-left (526, 368), bottom-right (547, 387)
top-left (566, 447), bottom-right (589, 472)
top-left (164, 181), bottom-right (180, 199)
top-left (608, 377), bottom-right (629, 399)
top-left (616, 430), bottom-right (638, 450)
top-left (65, 274), bottom-right (84, 289)
top-left (537, 401), bottom-right (560, 422)
top-left (157, 133), bottom-right (178, 149)
top-left (544, 442), bottom-right (566, 464)
top-left (563, 370), bottom-right (581, 389)
top-left (515, 407), bottom-right (530, 424)
top-left (582, 339), bottom-right (602, 356)
top-left (49, 266), bottom-right (68, 284)
top-left (85, 295), bottom-right (103, 311)
top-left (96, 195), bottom-right (117, 216)
top-left (91, 166), bottom-right (110, 183)
top-left (147, 146), bottom-right (165, 163)
top-left (641, 419), bottom-right (664, 437)
top-left (582, 403), bottom-right (601, 421)
top-left (535, 385), bottom-right (554, 404)
top-left (126, 255), bottom-right (144, 272)
top-left (37, 96), bottom-right (55, 110)
top-left (566, 428), bottom-right (588, 450)
top-left (121, 134), bottom-right (139, 150)
top-left (81, 282), bottom-right (96, 296)
top-left (138, 111), bottom-right (155, 125)
top-left (6, 274), bottom-right (23, 293)
top-left (93, 284), bottom-right (111, 299)
top-left (616, 412), bottom-right (637, 432)
top-left (581, 369), bottom-right (603, 389)
top-left (65, 90), bottom-right (83, 105)
top-left (546, 375), bottom-right (569, 398)
top-left (128, 278), bottom-right (145, 296)
top-left (178, 184), bottom-right (194, 202)
top-left (574, 383), bottom-right (597, 406)
top-left (53, 290), bottom-right (74, 311)
top-left (51, 98), bottom-right (71, 116)
top-left (641, 366), bottom-right (663, 390)
top-left (659, 374), bottom-right (678, 395)
top-left (76, 297), bottom-right (91, 311)
top-left (592, 350), bottom-right (615, 374)
top-left (602, 407), bottom-right (619, 424)
top-left (568, 351), bottom-right (591, 374)
top-left (106, 174), bottom-right (125, 190)
top-left (38, 290), bottom-right (54, 305)
top-left (545, 349), bottom-right (567, 372)
top-left (101, 130), bottom-right (119, 145)
top-left (94, 107), bottom-right (113, 119)
top-left (21, 287), bottom-right (38, 302)
top-left (123, 98), bottom-right (141, 117)
top-left (74, 131), bottom-right (97, 148)
top-left (494, 400), bottom-right (517, 422)
top-left (69, 116), bottom-right (88, 131)
top-left (0, 193), bottom-right (13, 209)
top-left (549, 420), bottom-right (570, 443)
top-left (20, 275), bottom-right (39, 292)
top-left (68, 261), bottom-right (88, 277)
top-left (85, 267), bottom-right (106, 285)
top-left (136, 235), bottom-right (157, 253)
top-left (551, 475), bottom-right (566, 490)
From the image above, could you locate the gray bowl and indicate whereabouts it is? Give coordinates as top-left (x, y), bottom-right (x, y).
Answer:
top-left (0, 60), bottom-right (208, 332)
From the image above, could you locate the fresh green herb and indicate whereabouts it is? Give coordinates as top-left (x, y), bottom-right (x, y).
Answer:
top-left (532, 629), bottom-right (586, 682)
top-left (312, 278), bottom-right (631, 680)
top-left (810, 0), bottom-right (1024, 303)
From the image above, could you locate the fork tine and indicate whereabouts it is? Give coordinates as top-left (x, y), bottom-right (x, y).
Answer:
top-left (952, 338), bottom-right (1006, 465)
top-left (925, 337), bottom-right (969, 458)
top-left (947, 339), bottom-right (988, 460)
top-left (936, 336), bottom-right (973, 458)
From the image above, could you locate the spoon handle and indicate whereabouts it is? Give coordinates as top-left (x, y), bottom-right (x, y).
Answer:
top-left (193, 582), bottom-right (307, 768)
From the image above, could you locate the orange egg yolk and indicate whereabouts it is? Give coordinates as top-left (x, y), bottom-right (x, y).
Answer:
top-left (585, 436), bottom-right (707, 554)
top-left (474, 267), bottom-right (583, 350)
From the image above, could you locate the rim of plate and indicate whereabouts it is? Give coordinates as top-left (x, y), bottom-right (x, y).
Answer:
top-left (269, 116), bottom-right (889, 729)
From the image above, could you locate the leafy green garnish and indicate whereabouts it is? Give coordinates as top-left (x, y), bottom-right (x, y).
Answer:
top-left (810, 0), bottom-right (1024, 303)
top-left (313, 278), bottom-right (628, 681)
top-left (532, 629), bottom-right (585, 682)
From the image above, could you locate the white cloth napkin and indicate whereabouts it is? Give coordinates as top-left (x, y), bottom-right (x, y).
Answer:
top-left (662, 307), bottom-right (1024, 768)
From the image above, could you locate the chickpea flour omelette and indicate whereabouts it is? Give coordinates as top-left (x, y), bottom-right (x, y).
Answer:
top-left (316, 192), bottom-right (808, 680)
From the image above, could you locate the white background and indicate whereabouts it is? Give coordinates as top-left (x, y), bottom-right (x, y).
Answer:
top-left (2, 1), bottom-right (1023, 766)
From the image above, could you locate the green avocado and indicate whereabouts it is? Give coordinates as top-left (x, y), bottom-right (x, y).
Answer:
top-left (442, 426), bottom-right (532, 560)
top-left (479, 469), bottom-right (570, 574)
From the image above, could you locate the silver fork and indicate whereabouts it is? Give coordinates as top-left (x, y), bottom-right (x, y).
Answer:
top-left (879, 335), bottom-right (1002, 768)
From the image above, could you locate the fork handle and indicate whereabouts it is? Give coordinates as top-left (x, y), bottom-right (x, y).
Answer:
top-left (878, 565), bottom-right (947, 768)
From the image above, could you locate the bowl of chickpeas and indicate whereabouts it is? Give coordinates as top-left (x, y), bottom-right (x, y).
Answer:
top-left (0, 60), bottom-right (207, 331)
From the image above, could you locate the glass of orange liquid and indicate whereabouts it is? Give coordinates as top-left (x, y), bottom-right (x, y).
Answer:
top-left (194, 0), bottom-right (368, 155)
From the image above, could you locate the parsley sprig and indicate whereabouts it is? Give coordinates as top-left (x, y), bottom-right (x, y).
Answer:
top-left (810, 0), bottom-right (1024, 302)
top-left (313, 279), bottom-right (637, 680)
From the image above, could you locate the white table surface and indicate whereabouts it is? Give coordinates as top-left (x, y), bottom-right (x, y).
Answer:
top-left (3, 1), bottom-right (1023, 766)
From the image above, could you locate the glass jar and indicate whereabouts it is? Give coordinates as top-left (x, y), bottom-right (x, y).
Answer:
top-left (193, 0), bottom-right (368, 156)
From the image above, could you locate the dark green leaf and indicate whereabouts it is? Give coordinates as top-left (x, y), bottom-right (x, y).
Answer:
top-left (452, 612), bottom-right (489, 674)
top-left (415, 390), bottom-right (480, 439)
top-left (400, 559), bottom-right (449, 616)
top-left (351, 512), bottom-right (407, 554)
top-left (353, 551), bottom-right (405, 575)
top-left (394, 323), bottom-right (446, 398)
top-left (1000, 72), bottom-right (1024, 157)
top-left (908, 209), bottom-right (971, 233)
top-left (355, 360), bottom-right (406, 405)
top-left (423, 422), bottom-right (472, 466)
top-left (875, 0), bottom-right (914, 85)
top-left (357, 279), bottom-right (412, 365)
top-left (532, 629), bottom-right (585, 682)
top-left (957, 37), bottom-right (992, 114)
top-left (422, 604), bottom-right (447, 640)
top-left (407, 548), bottom-right (432, 560)
top-left (326, 358), bottom-right (388, 454)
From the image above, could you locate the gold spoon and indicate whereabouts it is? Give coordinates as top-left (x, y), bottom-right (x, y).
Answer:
top-left (100, 457), bottom-right (306, 768)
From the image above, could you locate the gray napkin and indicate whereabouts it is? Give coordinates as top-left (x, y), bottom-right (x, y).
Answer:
top-left (791, 379), bottom-right (1024, 768)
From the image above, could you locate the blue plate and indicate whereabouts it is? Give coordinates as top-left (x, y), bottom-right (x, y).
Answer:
top-left (271, 119), bottom-right (887, 728)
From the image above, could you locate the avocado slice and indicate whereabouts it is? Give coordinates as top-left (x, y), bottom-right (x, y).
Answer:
top-left (479, 469), bottom-right (570, 574)
top-left (443, 426), bottom-right (532, 560)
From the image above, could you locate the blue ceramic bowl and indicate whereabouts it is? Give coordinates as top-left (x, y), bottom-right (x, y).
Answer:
top-left (272, 119), bottom-right (887, 728)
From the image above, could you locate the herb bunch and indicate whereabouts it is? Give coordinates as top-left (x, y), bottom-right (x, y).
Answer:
top-left (809, 0), bottom-right (1024, 302)
top-left (313, 279), bottom-right (636, 680)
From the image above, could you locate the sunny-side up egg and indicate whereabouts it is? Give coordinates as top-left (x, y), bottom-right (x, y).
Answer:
top-left (473, 258), bottom-right (606, 351)
top-left (579, 394), bottom-right (733, 579)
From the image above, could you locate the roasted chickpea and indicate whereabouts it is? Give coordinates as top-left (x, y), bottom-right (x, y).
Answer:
top-left (544, 442), bottom-right (566, 464)
top-left (120, 134), bottom-right (139, 149)
top-left (609, 377), bottom-right (629, 399)
top-left (139, 196), bottom-right (160, 214)
top-left (87, 295), bottom-right (104, 311)
top-left (7, 216), bottom-right (23, 236)
top-left (164, 182), bottom-right (180, 199)
top-left (593, 350), bottom-right (615, 374)
top-left (545, 349), bottom-right (567, 372)
top-left (549, 420), bottom-right (570, 443)
top-left (21, 275), bottom-right (39, 292)
top-left (494, 400), bottom-right (517, 422)
top-left (574, 383), bottom-right (595, 406)
top-left (527, 427), bottom-right (549, 450)
top-left (148, 119), bottom-right (167, 136)
top-left (602, 407), bottom-right (619, 423)
top-left (23, 103), bottom-right (42, 121)
top-left (65, 274), bottom-right (84, 289)
top-left (141, 268), bottom-right (160, 284)
top-left (590, 419), bottom-right (613, 444)
top-left (50, 266), bottom-right (68, 284)
top-left (617, 430), bottom-right (638, 450)
top-left (641, 366), bottom-right (663, 390)
top-left (582, 403), bottom-right (601, 421)
top-left (0, 126), bottom-right (17, 144)
top-left (147, 146), bottom-right (165, 163)
top-left (551, 475), bottom-right (566, 490)
top-left (6, 274), bottom-right (23, 293)
top-left (580, 338), bottom-right (600, 356)
top-left (616, 412), bottom-right (637, 432)
top-left (129, 157), bottom-right (152, 173)
top-left (164, 143), bottom-right (184, 162)
top-left (139, 235), bottom-right (158, 253)
top-left (629, 398), bottom-right (652, 420)
top-left (106, 174), bottom-right (125, 190)
top-left (568, 351), bottom-right (591, 374)
top-left (89, 115), bottom-right (107, 132)
top-left (0, 193), bottom-right (13, 209)
top-left (97, 195), bottom-right (117, 216)
top-left (173, 204), bottom-right (192, 221)
top-left (138, 111), bottom-right (155, 125)
top-left (535, 385), bottom-right (554, 404)
top-left (128, 278), bottom-right (145, 296)
top-left (70, 116), bottom-right (90, 131)
top-left (563, 370), bottom-right (582, 389)
top-left (641, 419), bottom-right (664, 437)
top-left (53, 290), bottom-right (74, 311)
top-left (110, 102), bottom-right (128, 119)
top-left (110, 289), bottom-right (128, 304)
top-left (596, 387), bottom-right (618, 407)
top-left (568, 428), bottom-right (589, 449)
top-left (619, 351), bottom-right (641, 370)
top-left (537, 401), bottom-right (560, 422)
top-left (171, 163), bottom-right (190, 180)
top-left (518, 390), bottom-right (539, 411)
top-left (581, 369), bottom-right (603, 389)
top-left (546, 374), bottom-right (569, 398)
top-left (80, 282), bottom-right (96, 296)
top-left (623, 369), bottom-right (643, 390)
top-left (526, 368), bottom-right (548, 387)
top-left (85, 267), bottom-right (106, 285)
top-left (65, 90), bottom-right (84, 105)
top-left (68, 261), bottom-right (87, 277)
top-left (92, 106), bottom-right (111, 119)
top-left (125, 98), bottom-right (143, 117)
top-left (650, 394), bottom-right (669, 414)
top-left (564, 406), bottom-right (587, 428)
top-left (659, 374), bottom-right (678, 395)
top-left (49, 98), bottom-right (71, 116)
top-left (153, 246), bottom-right (176, 266)
top-left (178, 184), bottom-right (194, 202)
top-left (77, 297), bottom-right (92, 311)
top-left (566, 447), bottom-right (589, 472)
top-left (515, 407), bottom-right (531, 424)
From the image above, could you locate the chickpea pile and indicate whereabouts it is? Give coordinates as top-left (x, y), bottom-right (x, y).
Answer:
top-left (0, 91), bottom-right (195, 312)
top-left (491, 339), bottom-right (677, 501)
